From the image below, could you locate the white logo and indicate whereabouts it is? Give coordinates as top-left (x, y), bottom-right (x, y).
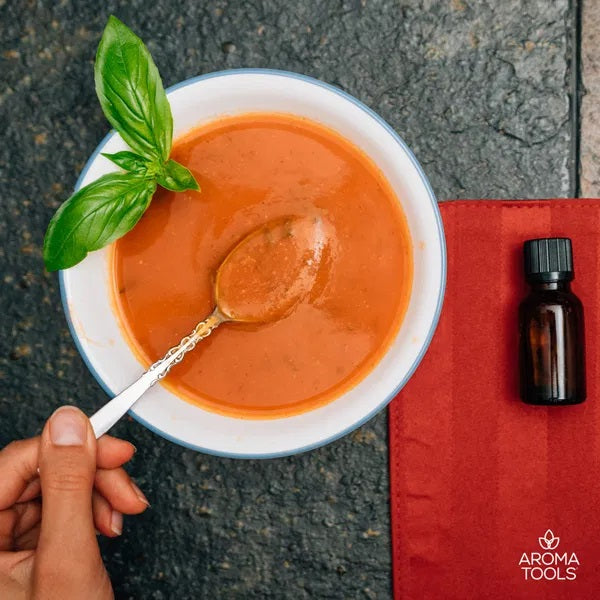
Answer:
top-left (519, 530), bottom-right (579, 581)
top-left (538, 529), bottom-right (560, 550)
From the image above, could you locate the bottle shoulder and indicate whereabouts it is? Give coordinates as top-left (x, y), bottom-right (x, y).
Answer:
top-left (520, 290), bottom-right (583, 313)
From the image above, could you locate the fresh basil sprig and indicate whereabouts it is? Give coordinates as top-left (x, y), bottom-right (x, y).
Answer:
top-left (43, 15), bottom-right (199, 271)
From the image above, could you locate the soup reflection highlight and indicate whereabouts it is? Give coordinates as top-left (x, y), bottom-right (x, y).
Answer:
top-left (216, 215), bottom-right (328, 323)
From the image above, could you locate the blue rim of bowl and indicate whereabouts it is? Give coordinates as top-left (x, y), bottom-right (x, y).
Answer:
top-left (59, 68), bottom-right (447, 459)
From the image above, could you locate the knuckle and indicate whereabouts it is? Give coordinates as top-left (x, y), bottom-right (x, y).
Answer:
top-left (44, 470), bottom-right (91, 493)
top-left (1, 439), bottom-right (27, 457)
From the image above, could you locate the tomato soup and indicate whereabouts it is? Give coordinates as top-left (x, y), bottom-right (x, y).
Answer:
top-left (112, 113), bottom-right (413, 418)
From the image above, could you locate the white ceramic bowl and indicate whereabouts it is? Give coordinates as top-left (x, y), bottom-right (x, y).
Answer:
top-left (60, 69), bottom-right (446, 458)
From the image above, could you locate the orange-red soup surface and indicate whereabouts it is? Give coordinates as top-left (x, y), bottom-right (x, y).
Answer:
top-left (113, 113), bottom-right (413, 418)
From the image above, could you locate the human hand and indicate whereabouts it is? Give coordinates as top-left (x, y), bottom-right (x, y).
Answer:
top-left (0, 406), bottom-right (150, 599)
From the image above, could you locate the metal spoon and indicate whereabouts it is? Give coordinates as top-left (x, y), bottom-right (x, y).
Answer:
top-left (90, 215), bottom-right (326, 437)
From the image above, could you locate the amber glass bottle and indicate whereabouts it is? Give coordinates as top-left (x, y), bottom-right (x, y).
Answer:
top-left (519, 238), bottom-right (585, 405)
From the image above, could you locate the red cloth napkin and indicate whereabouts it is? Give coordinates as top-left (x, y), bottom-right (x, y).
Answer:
top-left (389, 200), bottom-right (600, 599)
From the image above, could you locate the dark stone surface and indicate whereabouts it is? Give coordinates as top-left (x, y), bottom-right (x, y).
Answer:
top-left (0, 1), bottom-right (574, 598)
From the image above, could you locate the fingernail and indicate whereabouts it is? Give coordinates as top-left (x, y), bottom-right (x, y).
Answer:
top-left (130, 481), bottom-right (150, 507)
top-left (131, 444), bottom-right (138, 454)
top-left (111, 510), bottom-right (123, 536)
top-left (49, 406), bottom-right (87, 446)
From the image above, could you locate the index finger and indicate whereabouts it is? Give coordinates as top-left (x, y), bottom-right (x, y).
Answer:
top-left (0, 435), bottom-right (136, 509)
top-left (0, 439), bottom-right (38, 511)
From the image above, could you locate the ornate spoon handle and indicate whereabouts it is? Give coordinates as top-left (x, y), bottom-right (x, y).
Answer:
top-left (90, 310), bottom-right (224, 438)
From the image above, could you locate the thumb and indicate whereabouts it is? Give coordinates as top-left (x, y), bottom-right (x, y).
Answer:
top-left (36, 406), bottom-right (100, 574)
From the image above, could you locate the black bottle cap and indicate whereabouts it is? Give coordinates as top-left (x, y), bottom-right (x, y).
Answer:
top-left (524, 238), bottom-right (573, 283)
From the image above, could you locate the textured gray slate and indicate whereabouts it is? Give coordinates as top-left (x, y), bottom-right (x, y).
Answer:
top-left (581, 0), bottom-right (600, 196)
top-left (0, 1), bottom-right (574, 598)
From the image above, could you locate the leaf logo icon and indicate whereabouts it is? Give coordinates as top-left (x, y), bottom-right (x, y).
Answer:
top-left (538, 529), bottom-right (560, 550)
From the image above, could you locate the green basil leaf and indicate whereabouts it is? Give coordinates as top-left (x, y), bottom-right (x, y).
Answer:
top-left (94, 16), bottom-right (172, 162)
top-left (156, 159), bottom-right (200, 192)
top-left (43, 172), bottom-right (156, 271)
top-left (102, 151), bottom-right (152, 174)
